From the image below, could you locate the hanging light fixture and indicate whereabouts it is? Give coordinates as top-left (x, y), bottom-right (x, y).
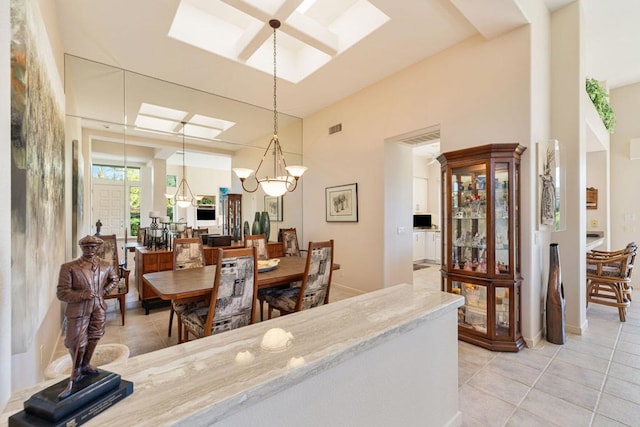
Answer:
top-left (166, 122), bottom-right (201, 208)
top-left (233, 19), bottom-right (307, 197)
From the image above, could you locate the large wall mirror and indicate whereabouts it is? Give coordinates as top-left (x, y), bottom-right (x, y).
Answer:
top-left (65, 54), bottom-right (303, 250)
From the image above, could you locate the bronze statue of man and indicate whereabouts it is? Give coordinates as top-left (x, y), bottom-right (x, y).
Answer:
top-left (56, 235), bottom-right (119, 399)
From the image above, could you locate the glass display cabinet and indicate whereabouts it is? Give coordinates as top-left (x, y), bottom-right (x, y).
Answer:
top-left (438, 144), bottom-right (526, 352)
top-left (221, 193), bottom-right (242, 241)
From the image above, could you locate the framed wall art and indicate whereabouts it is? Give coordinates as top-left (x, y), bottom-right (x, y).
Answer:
top-left (265, 195), bottom-right (283, 222)
top-left (326, 183), bottom-right (358, 222)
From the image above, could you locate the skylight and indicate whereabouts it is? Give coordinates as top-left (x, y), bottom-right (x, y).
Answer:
top-left (134, 102), bottom-right (235, 139)
top-left (168, 0), bottom-right (390, 83)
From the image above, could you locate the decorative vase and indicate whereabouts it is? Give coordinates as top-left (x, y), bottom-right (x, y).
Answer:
top-left (260, 211), bottom-right (271, 242)
top-left (252, 212), bottom-right (261, 235)
top-left (546, 243), bottom-right (566, 344)
top-left (243, 221), bottom-right (250, 240)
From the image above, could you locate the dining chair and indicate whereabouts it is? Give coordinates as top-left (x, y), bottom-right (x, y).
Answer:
top-left (169, 238), bottom-right (206, 341)
top-left (586, 242), bottom-right (637, 321)
top-left (245, 234), bottom-right (268, 260)
top-left (278, 228), bottom-right (301, 257)
top-left (96, 234), bottom-right (130, 325)
top-left (179, 247), bottom-right (258, 342)
top-left (589, 242), bottom-right (637, 302)
top-left (264, 240), bottom-right (334, 319)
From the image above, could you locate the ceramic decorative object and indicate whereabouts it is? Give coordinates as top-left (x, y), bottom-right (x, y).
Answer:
top-left (546, 243), bottom-right (566, 344)
top-left (260, 211), bottom-right (270, 241)
top-left (243, 221), bottom-right (250, 239)
top-left (252, 212), bottom-right (261, 235)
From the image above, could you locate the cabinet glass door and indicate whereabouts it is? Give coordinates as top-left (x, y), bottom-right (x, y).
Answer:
top-left (452, 280), bottom-right (487, 335)
top-left (451, 165), bottom-right (487, 273)
top-left (494, 163), bottom-right (510, 274)
top-left (495, 287), bottom-right (510, 336)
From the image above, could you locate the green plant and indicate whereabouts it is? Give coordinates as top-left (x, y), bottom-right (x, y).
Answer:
top-left (586, 78), bottom-right (616, 133)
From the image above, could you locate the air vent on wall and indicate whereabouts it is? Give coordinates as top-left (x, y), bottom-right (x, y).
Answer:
top-left (329, 123), bottom-right (342, 135)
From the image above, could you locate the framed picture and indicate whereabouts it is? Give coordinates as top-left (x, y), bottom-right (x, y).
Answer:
top-left (326, 183), bottom-right (358, 222)
top-left (264, 196), bottom-right (283, 222)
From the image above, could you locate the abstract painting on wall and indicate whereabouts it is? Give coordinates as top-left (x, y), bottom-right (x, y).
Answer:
top-left (72, 139), bottom-right (84, 257)
top-left (11, 0), bottom-right (66, 353)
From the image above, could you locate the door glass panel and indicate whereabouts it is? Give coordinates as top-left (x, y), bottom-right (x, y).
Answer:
top-left (495, 287), bottom-right (510, 336)
top-left (452, 280), bottom-right (487, 335)
top-left (451, 164), bottom-right (487, 272)
top-left (495, 163), bottom-right (509, 274)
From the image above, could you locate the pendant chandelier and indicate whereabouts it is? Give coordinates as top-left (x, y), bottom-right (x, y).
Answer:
top-left (166, 122), bottom-right (201, 208)
top-left (233, 19), bottom-right (307, 197)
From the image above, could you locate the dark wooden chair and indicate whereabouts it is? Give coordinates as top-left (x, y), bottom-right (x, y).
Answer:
top-left (278, 228), bottom-right (301, 257)
top-left (264, 240), bottom-right (334, 319)
top-left (169, 238), bottom-right (206, 342)
top-left (179, 247), bottom-right (258, 341)
top-left (96, 234), bottom-right (130, 325)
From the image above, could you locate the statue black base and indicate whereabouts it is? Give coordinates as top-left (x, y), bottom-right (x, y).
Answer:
top-left (8, 370), bottom-right (133, 426)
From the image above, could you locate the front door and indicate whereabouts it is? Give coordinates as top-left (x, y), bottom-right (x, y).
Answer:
top-left (92, 183), bottom-right (125, 237)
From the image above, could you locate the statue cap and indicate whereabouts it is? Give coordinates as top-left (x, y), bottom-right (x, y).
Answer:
top-left (79, 235), bottom-right (103, 247)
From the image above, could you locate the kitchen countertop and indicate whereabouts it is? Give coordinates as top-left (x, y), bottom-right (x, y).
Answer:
top-left (2, 284), bottom-right (462, 426)
top-left (586, 231), bottom-right (605, 251)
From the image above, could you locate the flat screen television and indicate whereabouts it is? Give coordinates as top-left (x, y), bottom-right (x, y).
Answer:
top-left (413, 214), bottom-right (432, 228)
top-left (196, 208), bottom-right (216, 221)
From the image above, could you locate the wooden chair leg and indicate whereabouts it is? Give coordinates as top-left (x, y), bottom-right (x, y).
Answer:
top-left (181, 324), bottom-right (188, 343)
top-left (177, 316), bottom-right (183, 343)
top-left (168, 305), bottom-right (174, 337)
top-left (119, 294), bottom-right (125, 326)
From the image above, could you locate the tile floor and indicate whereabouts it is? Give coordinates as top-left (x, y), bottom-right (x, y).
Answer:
top-left (52, 261), bottom-right (640, 426)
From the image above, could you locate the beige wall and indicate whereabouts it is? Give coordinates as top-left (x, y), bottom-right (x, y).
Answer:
top-left (610, 82), bottom-right (640, 250)
top-left (550, 2), bottom-right (589, 334)
top-left (302, 28), bottom-right (536, 313)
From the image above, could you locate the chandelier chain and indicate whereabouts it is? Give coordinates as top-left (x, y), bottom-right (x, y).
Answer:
top-left (272, 24), bottom-right (278, 137)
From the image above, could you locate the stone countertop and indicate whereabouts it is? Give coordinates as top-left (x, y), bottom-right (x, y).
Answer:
top-left (2, 285), bottom-right (462, 426)
top-left (413, 227), bottom-right (440, 232)
top-left (586, 232), bottom-right (605, 251)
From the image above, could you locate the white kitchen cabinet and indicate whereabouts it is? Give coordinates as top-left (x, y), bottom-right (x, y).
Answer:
top-left (425, 231), bottom-right (441, 263)
top-left (413, 177), bottom-right (427, 212)
top-left (413, 231), bottom-right (426, 262)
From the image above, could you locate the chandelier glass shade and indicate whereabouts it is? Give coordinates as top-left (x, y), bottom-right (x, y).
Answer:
top-left (166, 122), bottom-right (201, 207)
top-left (232, 19), bottom-right (306, 197)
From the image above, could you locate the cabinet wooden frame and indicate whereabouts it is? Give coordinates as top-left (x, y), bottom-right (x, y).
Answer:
top-left (221, 193), bottom-right (242, 240)
top-left (438, 143), bottom-right (526, 352)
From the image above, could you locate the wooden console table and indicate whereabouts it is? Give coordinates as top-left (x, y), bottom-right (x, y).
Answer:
top-left (135, 241), bottom-right (284, 314)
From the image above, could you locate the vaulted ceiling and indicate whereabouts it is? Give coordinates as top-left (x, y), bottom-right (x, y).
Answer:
top-left (54, 0), bottom-right (640, 120)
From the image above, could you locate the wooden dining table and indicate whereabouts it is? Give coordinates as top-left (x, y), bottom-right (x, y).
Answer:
top-left (143, 256), bottom-right (339, 301)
